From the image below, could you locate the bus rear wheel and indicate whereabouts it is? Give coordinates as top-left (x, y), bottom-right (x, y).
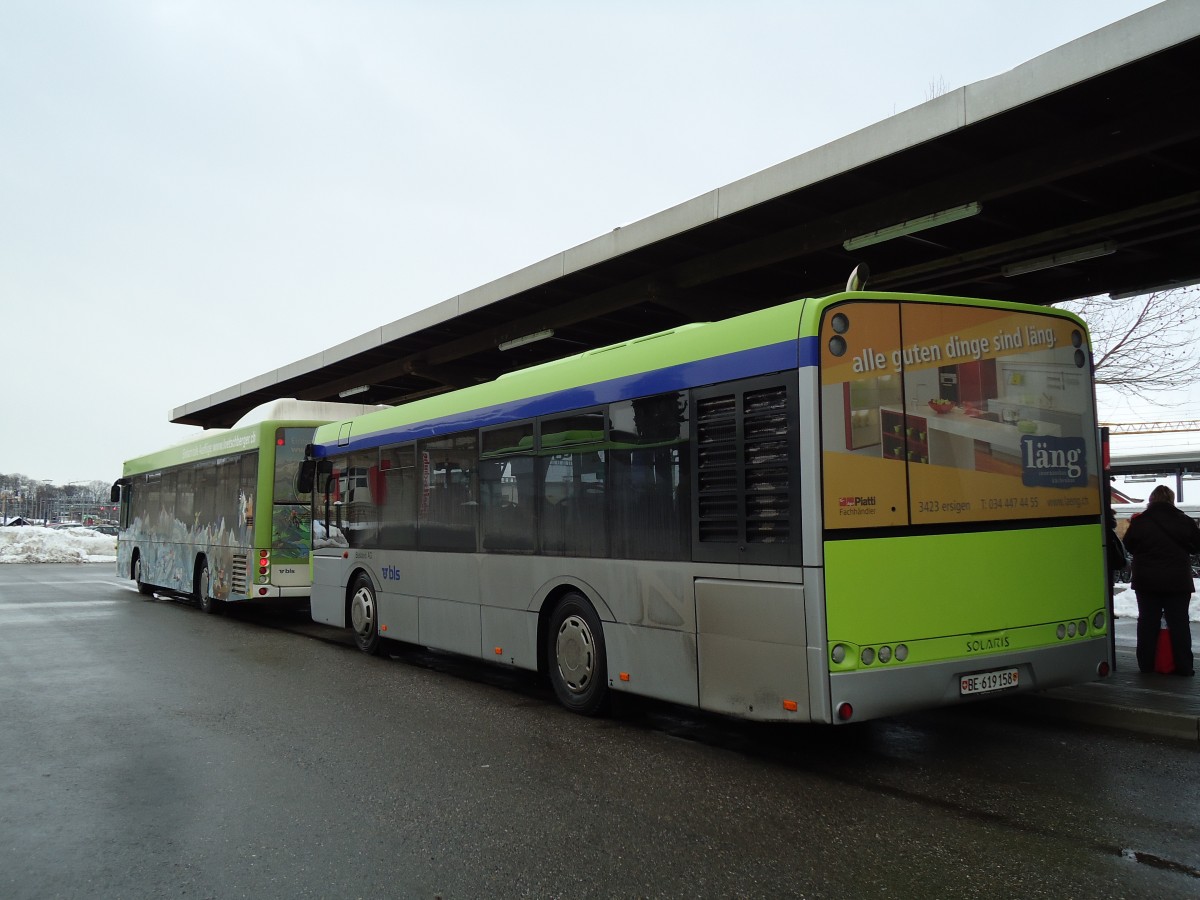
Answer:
top-left (349, 574), bottom-right (382, 655)
top-left (133, 554), bottom-right (153, 597)
top-left (547, 593), bottom-right (610, 716)
top-left (196, 560), bottom-right (221, 615)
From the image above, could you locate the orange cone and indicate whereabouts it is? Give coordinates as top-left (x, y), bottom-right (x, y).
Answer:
top-left (1154, 618), bottom-right (1175, 674)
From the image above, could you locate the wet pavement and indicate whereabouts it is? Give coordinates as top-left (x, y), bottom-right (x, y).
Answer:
top-left (279, 602), bottom-right (1200, 742)
top-left (1004, 617), bottom-right (1200, 742)
top-left (6, 566), bottom-right (1199, 898)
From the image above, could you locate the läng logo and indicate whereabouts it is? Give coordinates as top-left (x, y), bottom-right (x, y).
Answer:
top-left (1021, 435), bottom-right (1087, 488)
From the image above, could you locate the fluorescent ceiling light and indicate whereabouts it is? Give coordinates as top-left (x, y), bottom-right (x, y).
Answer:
top-left (338, 385), bottom-right (370, 398)
top-left (1109, 276), bottom-right (1200, 300)
top-left (498, 329), bottom-right (554, 351)
top-left (842, 202), bottom-right (982, 252)
top-left (1001, 241), bottom-right (1117, 277)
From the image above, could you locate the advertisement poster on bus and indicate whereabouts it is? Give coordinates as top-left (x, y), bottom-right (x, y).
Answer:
top-left (819, 300), bottom-right (1101, 529)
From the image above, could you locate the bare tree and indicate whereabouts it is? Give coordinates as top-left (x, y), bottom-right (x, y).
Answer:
top-left (1056, 287), bottom-right (1200, 401)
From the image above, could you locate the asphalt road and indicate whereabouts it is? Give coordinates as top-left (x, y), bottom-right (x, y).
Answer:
top-left (1, 564), bottom-right (1198, 899)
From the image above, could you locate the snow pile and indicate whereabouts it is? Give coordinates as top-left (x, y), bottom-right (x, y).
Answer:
top-left (0, 526), bottom-right (118, 564)
top-left (1112, 584), bottom-right (1137, 620)
top-left (1113, 580), bottom-right (1200, 622)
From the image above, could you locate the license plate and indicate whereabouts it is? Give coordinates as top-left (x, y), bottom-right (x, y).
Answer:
top-left (960, 667), bottom-right (1019, 696)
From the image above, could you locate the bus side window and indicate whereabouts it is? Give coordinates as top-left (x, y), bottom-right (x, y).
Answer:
top-left (609, 392), bottom-right (689, 561)
top-left (609, 446), bottom-right (688, 560)
top-left (379, 445), bottom-right (417, 549)
top-left (539, 451), bottom-right (607, 558)
top-left (418, 433), bottom-right (478, 551)
top-left (195, 462), bottom-right (218, 529)
top-left (341, 451), bottom-right (380, 548)
top-left (479, 456), bottom-right (535, 552)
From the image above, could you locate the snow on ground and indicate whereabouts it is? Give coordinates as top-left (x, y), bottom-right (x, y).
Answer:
top-left (0, 526), bottom-right (118, 565)
top-left (1, 524), bottom-right (1196, 620)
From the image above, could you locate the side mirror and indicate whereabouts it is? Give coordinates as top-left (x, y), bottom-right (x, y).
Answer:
top-left (316, 460), bottom-right (335, 495)
top-left (109, 481), bottom-right (123, 503)
top-left (296, 459), bottom-right (316, 495)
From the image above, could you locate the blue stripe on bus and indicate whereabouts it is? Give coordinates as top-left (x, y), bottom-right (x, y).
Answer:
top-left (798, 334), bottom-right (819, 368)
top-left (316, 337), bottom-right (813, 456)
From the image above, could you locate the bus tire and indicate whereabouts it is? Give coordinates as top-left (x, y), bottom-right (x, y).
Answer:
top-left (133, 554), bottom-right (154, 597)
top-left (196, 558), bottom-right (220, 615)
top-left (547, 593), bottom-right (610, 716)
top-left (349, 573), bottom-right (382, 655)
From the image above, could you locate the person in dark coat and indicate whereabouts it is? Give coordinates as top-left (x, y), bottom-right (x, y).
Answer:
top-left (1105, 509), bottom-right (1127, 582)
top-left (1122, 485), bottom-right (1199, 676)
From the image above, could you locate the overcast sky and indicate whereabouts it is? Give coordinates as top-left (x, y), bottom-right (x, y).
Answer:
top-left (2, 0), bottom-right (1176, 484)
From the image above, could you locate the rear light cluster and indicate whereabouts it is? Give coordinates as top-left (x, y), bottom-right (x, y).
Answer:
top-left (256, 549), bottom-right (270, 585)
top-left (830, 643), bottom-right (909, 668)
top-left (1057, 611), bottom-right (1105, 640)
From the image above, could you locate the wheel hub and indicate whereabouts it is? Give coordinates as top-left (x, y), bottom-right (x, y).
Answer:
top-left (350, 587), bottom-right (375, 636)
top-left (555, 615), bottom-right (594, 693)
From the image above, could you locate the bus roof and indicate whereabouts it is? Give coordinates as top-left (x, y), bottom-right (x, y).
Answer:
top-left (311, 291), bottom-right (1086, 454)
top-left (121, 419), bottom-right (327, 477)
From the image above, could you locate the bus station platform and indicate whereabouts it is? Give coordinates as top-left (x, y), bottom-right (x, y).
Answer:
top-left (1002, 619), bottom-right (1200, 742)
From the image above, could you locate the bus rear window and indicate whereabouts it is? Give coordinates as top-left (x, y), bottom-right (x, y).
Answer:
top-left (274, 427), bottom-right (316, 503)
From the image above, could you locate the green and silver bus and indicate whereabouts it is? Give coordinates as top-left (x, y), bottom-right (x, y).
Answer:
top-left (112, 402), bottom-right (376, 612)
top-left (302, 291), bottom-right (1111, 723)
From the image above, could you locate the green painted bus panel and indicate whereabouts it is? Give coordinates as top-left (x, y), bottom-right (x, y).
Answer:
top-left (122, 420), bottom-right (329, 477)
top-left (826, 611), bottom-right (1107, 675)
top-left (824, 524), bottom-right (1107, 652)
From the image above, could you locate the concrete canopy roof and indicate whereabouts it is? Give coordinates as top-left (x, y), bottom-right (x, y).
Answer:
top-left (173, 0), bottom-right (1200, 429)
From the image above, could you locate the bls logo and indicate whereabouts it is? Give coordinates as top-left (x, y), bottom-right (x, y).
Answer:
top-left (381, 565), bottom-right (401, 581)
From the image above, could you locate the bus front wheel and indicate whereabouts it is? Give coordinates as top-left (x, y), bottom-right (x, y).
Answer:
top-left (547, 593), bottom-right (610, 716)
top-left (349, 574), bottom-right (382, 655)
